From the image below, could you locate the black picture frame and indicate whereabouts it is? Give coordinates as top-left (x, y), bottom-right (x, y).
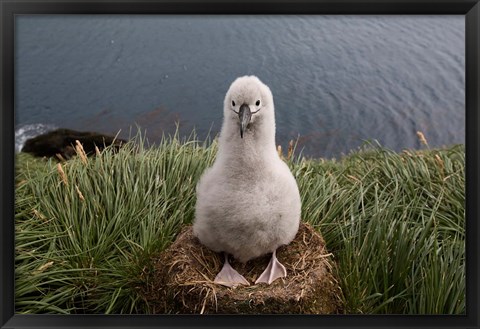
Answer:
top-left (1, 1), bottom-right (478, 328)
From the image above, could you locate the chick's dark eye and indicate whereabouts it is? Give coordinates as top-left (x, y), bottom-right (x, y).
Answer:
top-left (256, 100), bottom-right (261, 106)
top-left (232, 100), bottom-right (236, 107)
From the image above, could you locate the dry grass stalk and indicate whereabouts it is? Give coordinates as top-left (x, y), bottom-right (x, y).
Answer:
top-left (33, 261), bottom-right (54, 275)
top-left (75, 140), bottom-right (88, 165)
top-left (435, 154), bottom-right (444, 168)
top-left (287, 140), bottom-right (294, 160)
top-left (32, 209), bottom-right (48, 223)
top-left (277, 145), bottom-right (283, 158)
top-left (416, 131), bottom-right (428, 147)
top-left (435, 154), bottom-right (445, 178)
top-left (56, 163), bottom-right (68, 186)
top-left (75, 185), bottom-right (85, 202)
top-left (55, 153), bottom-right (66, 162)
top-left (346, 174), bottom-right (360, 183)
top-left (95, 145), bottom-right (102, 157)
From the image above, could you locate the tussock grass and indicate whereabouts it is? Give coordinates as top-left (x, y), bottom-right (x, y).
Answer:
top-left (15, 131), bottom-right (465, 314)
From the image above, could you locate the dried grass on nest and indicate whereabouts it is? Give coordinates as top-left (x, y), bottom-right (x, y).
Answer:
top-left (144, 222), bottom-right (344, 314)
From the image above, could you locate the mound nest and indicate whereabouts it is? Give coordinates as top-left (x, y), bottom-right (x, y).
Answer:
top-left (143, 222), bottom-right (343, 314)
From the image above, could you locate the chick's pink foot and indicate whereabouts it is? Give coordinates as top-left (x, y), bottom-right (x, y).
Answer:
top-left (214, 253), bottom-right (250, 288)
top-left (255, 249), bottom-right (287, 284)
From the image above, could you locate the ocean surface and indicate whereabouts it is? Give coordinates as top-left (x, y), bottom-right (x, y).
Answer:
top-left (15, 15), bottom-right (465, 159)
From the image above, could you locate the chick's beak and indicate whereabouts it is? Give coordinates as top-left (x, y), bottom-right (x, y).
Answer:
top-left (238, 104), bottom-right (251, 139)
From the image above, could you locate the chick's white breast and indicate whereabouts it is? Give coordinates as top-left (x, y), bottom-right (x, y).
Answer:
top-left (193, 162), bottom-right (301, 262)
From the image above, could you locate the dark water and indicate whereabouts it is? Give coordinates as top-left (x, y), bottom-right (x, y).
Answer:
top-left (15, 15), bottom-right (465, 159)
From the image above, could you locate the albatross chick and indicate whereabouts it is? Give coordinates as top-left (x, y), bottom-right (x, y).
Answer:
top-left (193, 75), bottom-right (301, 287)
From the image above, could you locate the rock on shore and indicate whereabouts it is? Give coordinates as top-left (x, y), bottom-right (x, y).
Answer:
top-left (21, 128), bottom-right (127, 160)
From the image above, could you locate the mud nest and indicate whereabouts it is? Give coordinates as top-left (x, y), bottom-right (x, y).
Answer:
top-left (143, 222), bottom-right (344, 314)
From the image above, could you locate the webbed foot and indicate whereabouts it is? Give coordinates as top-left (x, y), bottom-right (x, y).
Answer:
top-left (214, 253), bottom-right (250, 288)
top-left (255, 249), bottom-right (287, 284)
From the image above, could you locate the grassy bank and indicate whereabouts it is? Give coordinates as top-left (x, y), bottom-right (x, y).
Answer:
top-left (15, 132), bottom-right (465, 314)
